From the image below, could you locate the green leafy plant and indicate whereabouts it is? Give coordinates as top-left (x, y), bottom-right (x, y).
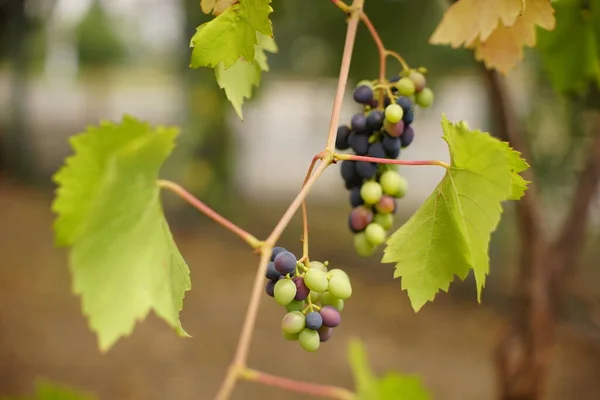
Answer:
top-left (50, 0), bottom-right (600, 399)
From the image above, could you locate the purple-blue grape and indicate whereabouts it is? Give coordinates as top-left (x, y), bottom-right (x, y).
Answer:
top-left (396, 96), bottom-right (413, 113)
top-left (356, 161), bottom-right (377, 179)
top-left (266, 262), bottom-right (282, 280)
top-left (351, 113), bottom-right (368, 132)
top-left (403, 109), bottom-right (414, 125)
top-left (366, 110), bottom-right (384, 130)
top-left (382, 134), bottom-right (401, 158)
top-left (353, 85), bottom-right (374, 105)
top-left (318, 326), bottom-right (333, 342)
top-left (265, 280), bottom-right (276, 297)
top-left (335, 125), bottom-right (351, 150)
top-left (401, 126), bottom-right (415, 148)
top-left (274, 251), bottom-right (297, 275)
top-left (293, 276), bottom-right (310, 301)
top-left (320, 306), bottom-right (341, 327)
top-left (367, 142), bottom-right (386, 159)
top-left (306, 311), bottom-right (323, 330)
top-left (341, 160), bottom-right (361, 188)
top-left (350, 187), bottom-right (364, 207)
top-left (271, 247), bottom-right (287, 261)
top-left (348, 132), bottom-right (369, 155)
top-left (389, 75), bottom-right (400, 83)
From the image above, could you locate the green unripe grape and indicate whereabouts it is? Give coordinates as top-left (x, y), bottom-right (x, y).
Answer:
top-left (354, 232), bottom-right (376, 257)
top-left (415, 87), bottom-right (434, 108)
top-left (308, 261), bottom-right (327, 272)
top-left (321, 291), bottom-right (344, 311)
top-left (328, 268), bottom-right (349, 280)
top-left (283, 331), bottom-right (299, 341)
top-left (380, 171), bottom-right (407, 198)
top-left (356, 79), bottom-right (373, 89)
top-left (298, 328), bottom-right (320, 352)
top-left (310, 290), bottom-right (321, 303)
top-left (360, 181), bottom-right (383, 204)
top-left (274, 279), bottom-right (297, 306)
top-left (328, 277), bottom-right (352, 300)
top-left (365, 223), bottom-right (387, 246)
top-left (285, 299), bottom-right (305, 312)
top-left (304, 268), bottom-right (328, 292)
top-left (281, 311), bottom-right (306, 334)
top-left (395, 77), bottom-right (416, 96)
top-left (373, 213), bottom-right (394, 230)
top-left (409, 71), bottom-right (427, 92)
top-left (384, 104), bottom-right (404, 123)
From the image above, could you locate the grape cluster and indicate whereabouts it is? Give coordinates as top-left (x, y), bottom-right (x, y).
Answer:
top-left (264, 246), bottom-right (351, 352)
top-left (335, 69), bottom-right (434, 257)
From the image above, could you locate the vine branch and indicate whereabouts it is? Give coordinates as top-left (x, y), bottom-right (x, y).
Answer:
top-left (157, 179), bottom-right (263, 250)
top-left (336, 152), bottom-right (450, 168)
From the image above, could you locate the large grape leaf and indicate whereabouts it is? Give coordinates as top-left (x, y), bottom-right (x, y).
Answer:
top-left (382, 116), bottom-right (529, 311)
top-left (430, 0), bottom-right (556, 74)
top-left (215, 33), bottom-right (277, 119)
top-left (52, 116), bottom-right (191, 352)
top-left (537, 0), bottom-right (600, 94)
top-left (348, 339), bottom-right (431, 400)
top-left (190, 0), bottom-right (273, 69)
top-left (200, 0), bottom-right (238, 15)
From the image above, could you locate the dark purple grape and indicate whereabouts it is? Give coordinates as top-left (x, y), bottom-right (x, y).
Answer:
top-left (293, 277), bottom-right (310, 301)
top-left (351, 113), bottom-right (368, 132)
top-left (382, 134), bottom-right (401, 158)
top-left (389, 75), bottom-right (400, 83)
top-left (274, 251), bottom-right (297, 275)
top-left (349, 206), bottom-right (374, 232)
top-left (350, 187), bottom-right (364, 207)
top-left (375, 195), bottom-right (396, 214)
top-left (266, 262), bottom-right (282, 280)
top-left (341, 160), bottom-right (360, 188)
top-left (265, 280), bottom-right (276, 297)
top-left (348, 132), bottom-right (369, 155)
top-left (318, 325), bottom-right (333, 342)
top-left (366, 110), bottom-right (384, 130)
top-left (345, 179), bottom-right (361, 190)
top-left (306, 311), bottom-right (323, 330)
top-left (384, 96), bottom-right (391, 107)
top-left (384, 120), bottom-right (405, 137)
top-left (335, 125), bottom-right (351, 150)
top-left (403, 109), bottom-right (414, 125)
top-left (367, 142), bottom-right (386, 159)
top-left (401, 126), bottom-right (415, 148)
top-left (353, 85), bottom-right (374, 105)
top-left (271, 247), bottom-right (287, 261)
top-left (320, 306), bottom-right (341, 327)
top-left (396, 96), bottom-right (413, 114)
top-left (356, 161), bottom-right (377, 179)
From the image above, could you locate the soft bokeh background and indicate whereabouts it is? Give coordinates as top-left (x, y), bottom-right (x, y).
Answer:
top-left (1, 0), bottom-right (599, 399)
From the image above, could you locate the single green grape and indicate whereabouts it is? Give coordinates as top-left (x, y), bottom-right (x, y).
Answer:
top-left (309, 290), bottom-right (321, 303)
top-left (304, 268), bottom-right (328, 292)
top-left (380, 170), bottom-right (407, 198)
top-left (281, 311), bottom-right (306, 334)
top-left (328, 269), bottom-right (349, 280)
top-left (285, 299), bottom-right (305, 312)
top-left (308, 261), bottom-right (327, 272)
top-left (328, 277), bottom-right (352, 300)
top-left (321, 291), bottom-right (344, 311)
top-left (298, 328), bottom-right (320, 352)
top-left (373, 213), bottom-right (394, 230)
top-left (361, 181), bottom-right (383, 204)
top-left (365, 223), bottom-right (387, 246)
top-left (384, 104), bottom-right (404, 124)
top-left (415, 87), bottom-right (434, 108)
top-left (395, 77), bottom-right (416, 96)
top-left (354, 232), bottom-right (376, 257)
top-left (283, 331), bottom-right (299, 341)
top-left (274, 279), bottom-right (297, 306)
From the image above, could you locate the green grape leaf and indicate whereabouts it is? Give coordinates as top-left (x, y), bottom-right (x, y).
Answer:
top-left (348, 339), bottom-right (431, 400)
top-left (537, 0), bottom-right (600, 94)
top-left (382, 115), bottom-right (529, 311)
top-left (52, 116), bottom-right (191, 352)
top-left (190, 0), bottom-right (273, 69)
top-left (215, 33), bottom-right (277, 119)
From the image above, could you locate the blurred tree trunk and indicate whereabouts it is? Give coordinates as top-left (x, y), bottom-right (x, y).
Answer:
top-left (482, 69), bottom-right (600, 400)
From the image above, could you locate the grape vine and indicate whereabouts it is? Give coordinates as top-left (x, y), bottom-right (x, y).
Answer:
top-left (46, 0), bottom-right (575, 399)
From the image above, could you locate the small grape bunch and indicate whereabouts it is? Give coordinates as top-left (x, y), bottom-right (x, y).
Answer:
top-left (264, 246), bottom-right (351, 352)
top-left (335, 67), bottom-right (434, 257)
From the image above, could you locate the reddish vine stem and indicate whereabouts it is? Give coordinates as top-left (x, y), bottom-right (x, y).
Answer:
top-left (359, 12), bottom-right (387, 108)
top-left (241, 368), bottom-right (356, 400)
top-left (157, 179), bottom-right (263, 249)
top-left (301, 153), bottom-right (325, 261)
top-left (335, 153), bottom-right (449, 168)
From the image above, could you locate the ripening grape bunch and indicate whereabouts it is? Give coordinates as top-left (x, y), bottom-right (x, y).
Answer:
top-left (264, 246), bottom-right (351, 352)
top-left (335, 68), bottom-right (434, 257)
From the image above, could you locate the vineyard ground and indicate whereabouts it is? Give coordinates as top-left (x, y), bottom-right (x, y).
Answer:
top-left (0, 181), bottom-right (599, 400)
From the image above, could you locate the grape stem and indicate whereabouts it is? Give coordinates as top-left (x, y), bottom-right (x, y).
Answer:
top-left (241, 368), bottom-right (356, 400)
top-left (157, 180), bottom-right (263, 250)
top-left (335, 153), bottom-right (450, 168)
top-left (214, 1), bottom-right (365, 398)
